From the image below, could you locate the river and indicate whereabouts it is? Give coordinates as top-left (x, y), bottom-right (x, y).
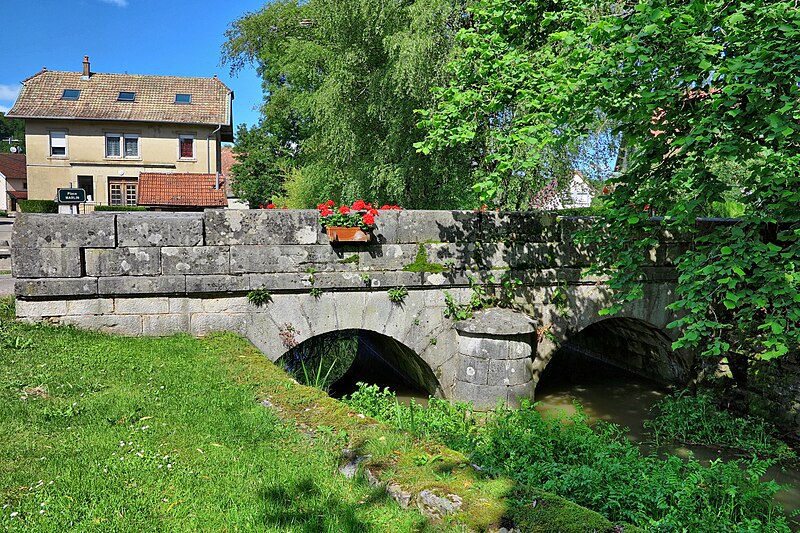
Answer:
top-left (535, 362), bottom-right (800, 529)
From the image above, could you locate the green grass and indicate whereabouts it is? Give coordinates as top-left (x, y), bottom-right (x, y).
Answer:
top-left (0, 299), bottom-right (436, 532)
top-left (0, 297), bottom-right (630, 532)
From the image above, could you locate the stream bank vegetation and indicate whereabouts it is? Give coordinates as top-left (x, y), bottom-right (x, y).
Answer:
top-left (345, 383), bottom-right (793, 532)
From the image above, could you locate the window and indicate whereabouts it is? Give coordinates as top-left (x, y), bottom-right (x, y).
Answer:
top-left (117, 91), bottom-right (136, 102)
top-left (62, 89), bottom-right (81, 100)
top-left (108, 178), bottom-right (138, 206)
top-left (49, 131), bottom-right (67, 157)
top-left (77, 176), bottom-right (94, 202)
top-left (175, 93), bottom-right (192, 104)
top-left (105, 134), bottom-right (139, 158)
top-left (179, 135), bottom-right (194, 159)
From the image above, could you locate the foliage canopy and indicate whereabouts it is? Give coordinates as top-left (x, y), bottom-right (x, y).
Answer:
top-left (419, 0), bottom-right (800, 362)
top-left (222, 0), bottom-right (477, 209)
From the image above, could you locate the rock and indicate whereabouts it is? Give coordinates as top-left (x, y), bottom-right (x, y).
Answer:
top-left (417, 489), bottom-right (463, 519)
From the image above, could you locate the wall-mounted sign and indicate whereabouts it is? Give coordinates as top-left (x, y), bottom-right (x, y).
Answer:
top-left (57, 188), bottom-right (87, 204)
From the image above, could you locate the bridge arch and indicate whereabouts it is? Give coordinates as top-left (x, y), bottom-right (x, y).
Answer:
top-left (536, 316), bottom-right (691, 388)
top-left (244, 291), bottom-right (462, 398)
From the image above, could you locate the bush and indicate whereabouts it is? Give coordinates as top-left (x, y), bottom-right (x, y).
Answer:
top-left (18, 200), bottom-right (57, 213)
top-left (93, 205), bottom-right (147, 212)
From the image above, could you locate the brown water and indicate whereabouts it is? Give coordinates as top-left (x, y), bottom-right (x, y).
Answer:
top-left (535, 372), bottom-right (800, 528)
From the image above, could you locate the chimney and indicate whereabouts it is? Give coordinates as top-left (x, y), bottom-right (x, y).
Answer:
top-left (82, 56), bottom-right (91, 79)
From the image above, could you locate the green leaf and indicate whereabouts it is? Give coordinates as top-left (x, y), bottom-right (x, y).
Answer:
top-left (720, 246), bottom-right (732, 255)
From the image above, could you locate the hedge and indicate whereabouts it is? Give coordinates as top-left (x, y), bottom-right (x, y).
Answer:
top-left (18, 200), bottom-right (58, 213)
top-left (93, 206), bottom-right (148, 212)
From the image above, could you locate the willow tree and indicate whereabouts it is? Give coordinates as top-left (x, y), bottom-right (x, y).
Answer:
top-left (222, 0), bottom-right (477, 208)
top-left (420, 0), bottom-right (799, 366)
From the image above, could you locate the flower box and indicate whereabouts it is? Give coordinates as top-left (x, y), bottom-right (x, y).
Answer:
top-left (326, 226), bottom-right (371, 243)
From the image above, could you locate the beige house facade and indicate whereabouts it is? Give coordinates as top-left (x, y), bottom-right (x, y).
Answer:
top-left (7, 57), bottom-right (233, 211)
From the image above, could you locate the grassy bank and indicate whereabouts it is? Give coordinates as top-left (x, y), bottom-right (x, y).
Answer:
top-left (0, 298), bottom-right (624, 532)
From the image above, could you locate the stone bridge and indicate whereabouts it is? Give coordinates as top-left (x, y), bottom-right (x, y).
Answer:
top-left (12, 210), bottom-right (692, 408)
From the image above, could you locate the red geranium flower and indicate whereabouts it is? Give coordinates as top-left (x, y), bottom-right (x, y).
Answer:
top-left (362, 213), bottom-right (375, 226)
top-left (267, 203), bottom-right (276, 209)
top-left (326, 199), bottom-right (335, 207)
top-left (352, 200), bottom-right (367, 211)
top-left (339, 205), bottom-right (351, 214)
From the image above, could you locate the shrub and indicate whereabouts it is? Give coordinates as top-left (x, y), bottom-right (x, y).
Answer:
top-left (247, 288), bottom-right (272, 307)
top-left (18, 200), bottom-right (57, 213)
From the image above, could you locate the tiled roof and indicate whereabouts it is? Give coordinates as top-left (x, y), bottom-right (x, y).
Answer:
top-left (138, 173), bottom-right (227, 207)
top-left (8, 69), bottom-right (232, 129)
top-left (0, 153), bottom-right (26, 179)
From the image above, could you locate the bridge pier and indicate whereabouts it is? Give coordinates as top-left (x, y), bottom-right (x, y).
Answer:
top-left (453, 308), bottom-right (536, 409)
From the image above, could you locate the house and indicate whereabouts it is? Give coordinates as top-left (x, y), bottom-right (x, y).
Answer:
top-left (6, 57), bottom-right (233, 211)
top-left (529, 171), bottom-right (598, 210)
top-left (0, 153), bottom-right (27, 213)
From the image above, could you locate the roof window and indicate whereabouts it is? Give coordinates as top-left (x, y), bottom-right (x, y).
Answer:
top-left (62, 89), bottom-right (81, 100)
top-left (175, 93), bottom-right (192, 104)
top-left (117, 91), bottom-right (136, 102)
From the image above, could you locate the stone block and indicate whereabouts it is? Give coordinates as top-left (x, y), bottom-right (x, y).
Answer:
top-left (61, 314), bottom-right (143, 336)
top-left (117, 213), bottom-right (203, 247)
top-left (16, 278), bottom-right (98, 299)
top-left (115, 297), bottom-right (170, 314)
top-left (455, 308), bottom-right (535, 336)
top-left (190, 313), bottom-right (247, 336)
top-left (249, 272), bottom-right (313, 292)
top-left (169, 297), bottom-right (204, 314)
top-left (392, 210), bottom-right (479, 243)
top-left (424, 243), bottom-right (477, 270)
top-left (457, 334), bottom-right (509, 360)
top-left (85, 247), bottom-right (161, 276)
top-left (456, 356), bottom-right (489, 385)
top-left (142, 314), bottom-right (191, 336)
top-left (162, 246), bottom-right (230, 275)
top-left (12, 247), bottom-right (82, 278)
top-left (97, 276), bottom-right (185, 296)
top-left (15, 299), bottom-right (67, 318)
top-left (452, 381), bottom-right (509, 410)
top-left (66, 298), bottom-right (114, 316)
top-left (230, 245), bottom-right (350, 273)
top-left (12, 213), bottom-right (116, 249)
top-left (488, 358), bottom-right (532, 386)
top-left (185, 275), bottom-right (249, 294)
top-left (201, 296), bottom-right (250, 313)
top-left (359, 244), bottom-right (419, 270)
top-left (204, 210), bottom-right (319, 245)
top-left (507, 381), bottom-right (535, 408)
top-left (480, 211), bottom-right (559, 243)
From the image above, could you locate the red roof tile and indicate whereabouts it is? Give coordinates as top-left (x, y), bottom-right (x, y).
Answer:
top-left (0, 153), bottom-right (26, 179)
top-left (138, 173), bottom-right (227, 207)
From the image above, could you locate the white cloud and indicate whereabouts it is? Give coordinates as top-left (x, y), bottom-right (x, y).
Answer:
top-left (0, 84), bottom-right (20, 103)
top-left (99, 0), bottom-right (128, 6)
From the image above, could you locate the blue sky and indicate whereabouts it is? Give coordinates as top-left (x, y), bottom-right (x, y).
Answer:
top-left (3, 0), bottom-right (268, 130)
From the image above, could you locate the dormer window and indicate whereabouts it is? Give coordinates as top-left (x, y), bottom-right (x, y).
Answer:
top-left (117, 91), bottom-right (136, 102)
top-left (175, 93), bottom-right (192, 104)
top-left (61, 89), bottom-right (81, 100)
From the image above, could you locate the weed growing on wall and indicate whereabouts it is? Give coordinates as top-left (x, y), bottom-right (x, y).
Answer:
top-left (387, 286), bottom-right (409, 304)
